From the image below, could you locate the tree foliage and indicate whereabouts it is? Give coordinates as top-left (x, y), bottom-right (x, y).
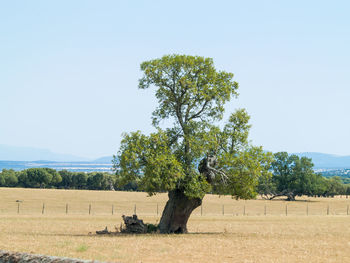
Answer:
top-left (114, 54), bottom-right (273, 200)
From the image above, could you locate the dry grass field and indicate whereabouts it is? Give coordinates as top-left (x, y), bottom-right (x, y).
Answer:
top-left (1, 188), bottom-right (350, 262)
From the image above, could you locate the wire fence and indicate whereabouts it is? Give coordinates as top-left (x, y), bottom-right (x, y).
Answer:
top-left (2, 200), bottom-right (350, 217)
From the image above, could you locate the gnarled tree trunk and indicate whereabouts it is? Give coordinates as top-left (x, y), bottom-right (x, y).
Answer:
top-left (158, 155), bottom-right (216, 234)
top-left (158, 189), bottom-right (202, 234)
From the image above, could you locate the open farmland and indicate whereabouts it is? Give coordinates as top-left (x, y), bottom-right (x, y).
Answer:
top-left (0, 188), bottom-right (350, 262)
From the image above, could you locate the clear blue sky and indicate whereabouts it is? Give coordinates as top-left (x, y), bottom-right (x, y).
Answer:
top-left (1, 0), bottom-right (350, 159)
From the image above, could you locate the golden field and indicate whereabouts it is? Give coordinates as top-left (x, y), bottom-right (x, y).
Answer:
top-left (0, 188), bottom-right (350, 262)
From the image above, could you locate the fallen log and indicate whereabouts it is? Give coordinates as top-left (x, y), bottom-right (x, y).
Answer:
top-left (96, 226), bottom-right (110, 235)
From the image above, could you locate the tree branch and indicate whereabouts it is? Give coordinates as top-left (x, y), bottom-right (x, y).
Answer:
top-left (207, 166), bottom-right (228, 184)
top-left (188, 99), bottom-right (210, 121)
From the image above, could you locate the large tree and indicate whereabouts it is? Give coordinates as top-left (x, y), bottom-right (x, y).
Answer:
top-left (113, 55), bottom-right (272, 233)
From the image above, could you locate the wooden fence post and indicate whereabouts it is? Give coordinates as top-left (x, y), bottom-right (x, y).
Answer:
top-left (66, 203), bottom-right (68, 214)
top-left (201, 204), bottom-right (203, 216)
top-left (264, 204), bottom-right (266, 216)
top-left (89, 204), bottom-right (91, 215)
top-left (327, 204), bottom-right (329, 215)
top-left (307, 204), bottom-right (309, 216)
top-left (134, 204), bottom-right (136, 215)
top-left (285, 204), bottom-right (288, 216)
top-left (42, 203), bottom-right (45, 214)
top-left (243, 205), bottom-right (246, 216)
top-left (17, 203), bottom-right (20, 214)
top-left (112, 204), bottom-right (114, 215)
top-left (347, 205), bottom-right (349, 215)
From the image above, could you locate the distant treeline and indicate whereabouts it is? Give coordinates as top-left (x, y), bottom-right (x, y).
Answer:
top-left (0, 168), bottom-right (137, 191)
top-left (1, 165), bottom-right (350, 198)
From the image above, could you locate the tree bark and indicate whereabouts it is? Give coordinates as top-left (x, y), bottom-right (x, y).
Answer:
top-left (158, 189), bottom-right (202, 234)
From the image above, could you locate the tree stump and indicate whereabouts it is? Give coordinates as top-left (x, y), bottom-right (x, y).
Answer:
top-left (121, 215), bottom-right (147, 233)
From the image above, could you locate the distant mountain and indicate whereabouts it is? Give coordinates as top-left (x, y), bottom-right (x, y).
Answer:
top-left (0, 160), bottom-right (113, 172)
top-left (1, 143), bottom-right (349, 169)
top-left (295, 152), bottom-right (350, 169)
top-left (0, 144), bottom-right (90, 162)
top-left (93, 156), bottom-right (113, 163)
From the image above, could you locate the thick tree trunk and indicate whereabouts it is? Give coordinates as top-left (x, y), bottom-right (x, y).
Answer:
top-left (158, 189), bottom-right (202, 234)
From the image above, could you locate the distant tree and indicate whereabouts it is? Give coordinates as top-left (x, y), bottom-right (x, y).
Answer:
top-left (51, 172), bottom-right (62, 186)
top-left (87, 172), bottom-right (112, 190)
top-left (268, 152), bottom-right (322, 201)
top-left (114, 54), bottom-right (272, 233)
top-left (346, 185), bottom-right (350, 197)
top-left (2, 169), bottom-right (18, 187)
top-left (324, 176), bottom-right (346, 197)
top-left (0, 169), bottom-right (18, 187)
top-left (73, 172), bottom-right (88, 189)
top-left (18, 168), bottom-right (52, 188)
top-left (58, 170), bottom-right (74, 189)
top-left (0, 172), bottom-right (5, 186)
top-left (42, 168), bottom-right (62, 187)
top-left (310, 173), bottom-right (328, 197)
